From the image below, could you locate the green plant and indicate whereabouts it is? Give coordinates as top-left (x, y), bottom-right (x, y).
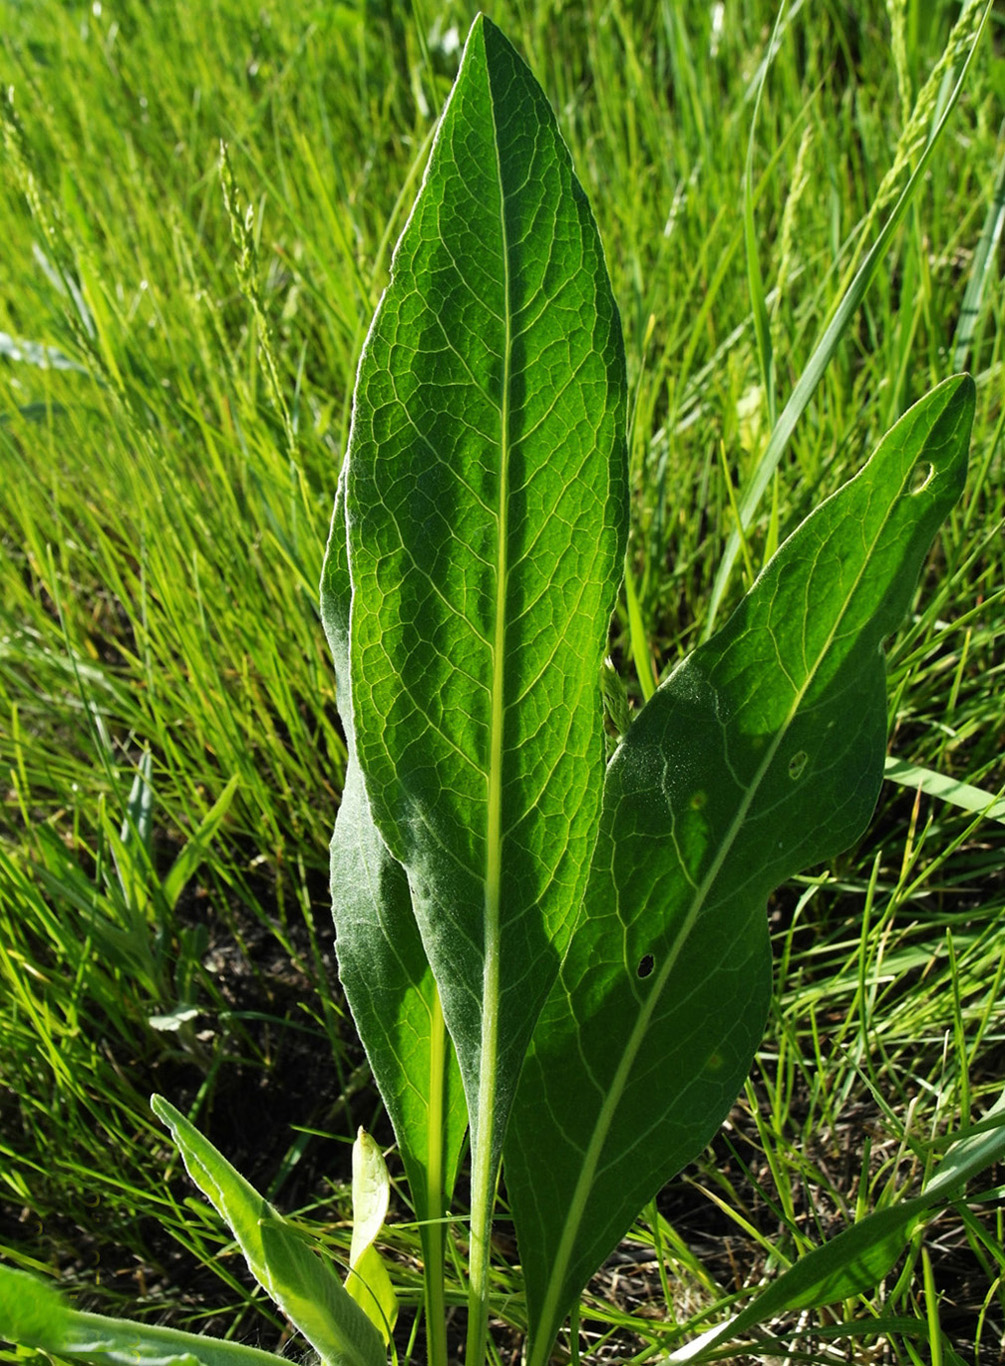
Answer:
top-left (2, 11), bottom-right (1003, 1366)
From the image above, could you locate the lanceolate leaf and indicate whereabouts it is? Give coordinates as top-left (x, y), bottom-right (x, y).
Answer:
top-left (322, 476), bottom-right (467, 1268)
top-left (151, 1097), bottom-right (384, 1366)
top-left (505, 375), bottom-right (975, 1363)
top-left (342, 9), bottom-right (628, 1195)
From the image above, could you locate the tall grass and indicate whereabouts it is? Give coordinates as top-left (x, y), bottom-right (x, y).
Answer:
top-left (1, 2), bottom-right (1003, 1360)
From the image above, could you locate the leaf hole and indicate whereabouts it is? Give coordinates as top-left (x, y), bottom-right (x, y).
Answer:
top-left (909, 460), bottom-right (934, 494)
top-left (637, 953), bottom-right (654, 979)
top-left (788, 750), bottom-right (808, 780)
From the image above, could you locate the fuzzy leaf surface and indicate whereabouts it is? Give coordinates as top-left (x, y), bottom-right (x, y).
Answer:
top-left (322, 477), bottom-right (467, 1259)
top-left (505, 376), bottom-right (975, 1361)
top-left (342, 13), bottom-right (628, 1170)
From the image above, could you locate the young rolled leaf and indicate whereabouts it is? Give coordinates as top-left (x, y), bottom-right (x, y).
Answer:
top-left (322, 473), bottom-right (467, 1285)
top-left (0, 1263), bottom-right (284, 1366)
top-left (151, 1096), bottom-right (384, 1366)
top-left (336, 9), bottom-right (628, 1332)
top-left (505, 375), bottom-right (975, 1362)
top-left (346, 1128), bottom-right (399, 1343)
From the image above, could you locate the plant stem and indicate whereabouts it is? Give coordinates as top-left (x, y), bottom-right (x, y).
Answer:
top-left (423, 1230), bottom-right (448, 1366)
top-left (423, 994), bottom-right (450, 1366)
top-left (464, 1135), bottom-right (495, 1366)
top-left (466, 147), bottom-right (511, 1353)
top-left (464, 932), bottom-right (502, 1365)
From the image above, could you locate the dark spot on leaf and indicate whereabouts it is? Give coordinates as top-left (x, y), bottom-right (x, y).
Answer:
top-left (788, 750), bottom-right (808, 780)
top-left (637, 953), bottom-right (654, 979)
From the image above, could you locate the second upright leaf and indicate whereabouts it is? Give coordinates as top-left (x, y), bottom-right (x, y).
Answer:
top-left (505, 376), bottom-right (975, 1363)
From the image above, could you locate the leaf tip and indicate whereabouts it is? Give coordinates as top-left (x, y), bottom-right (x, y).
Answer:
top-left (151, 1093), bottom-right (179, 1127)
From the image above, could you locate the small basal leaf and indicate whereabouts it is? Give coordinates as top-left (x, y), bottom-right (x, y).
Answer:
top-left (505, 376), bottom-right (975, 1363)
top-left (152, 1096), bottom-right (384, 1366)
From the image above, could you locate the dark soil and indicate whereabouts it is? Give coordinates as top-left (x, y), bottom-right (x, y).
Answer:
top-left (3, 859), bottom-right (1002, 1364)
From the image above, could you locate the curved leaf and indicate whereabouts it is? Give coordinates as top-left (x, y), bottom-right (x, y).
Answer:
top-left (346, 1129), bottom-right (399, 1343)
top-left (152, 1097), bottom-right (384, 1366)
top-left (506, 375), bottom-right (975, 1362)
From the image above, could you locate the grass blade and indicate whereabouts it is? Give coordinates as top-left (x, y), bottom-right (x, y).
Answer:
top-left (884, 756), bottom-right (1005, 825)
top-left (666, 1089), bottom-right (1005, 1362)
top-left (743, 2), bottom-right (784, 433)
top-left (703, 3), bottom-right (990, 638)
top-left (951, 131), bottom-right (1005, 372)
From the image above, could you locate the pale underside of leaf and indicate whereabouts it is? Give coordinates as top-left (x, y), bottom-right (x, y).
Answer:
top-left (322, 478), bottom-right (466, 1252)
top-left (506, 375), bottom-right (975, 1361)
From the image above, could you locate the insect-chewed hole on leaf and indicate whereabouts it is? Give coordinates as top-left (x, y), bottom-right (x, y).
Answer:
top-left (637, 953), bottom-right (655, 979)
top-left (909, 460), bottom-right (935, 494)
top-left (788, 750), bottom-right (808, 780)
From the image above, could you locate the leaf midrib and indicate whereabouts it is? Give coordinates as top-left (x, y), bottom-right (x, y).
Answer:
top-left (480, 44), bottom-right (512, 1166)
top-left (528, 442), bottom-right (922, 1360)
top-left (467, 37), bottom-right (514, 1343)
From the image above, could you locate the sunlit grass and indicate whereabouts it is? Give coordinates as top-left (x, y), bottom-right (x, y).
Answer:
top-left (1, 1), bottom-right (1003, 1362)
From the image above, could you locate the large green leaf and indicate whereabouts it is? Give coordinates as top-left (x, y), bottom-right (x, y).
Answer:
top-left (505, 376), bottom-right (975, 1363)
top-left (322, 473), bottom-right (467, 1282)
top-left (340, 9), bottom-right (628, 1215)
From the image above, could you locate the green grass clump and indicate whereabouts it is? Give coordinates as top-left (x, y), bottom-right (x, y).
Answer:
top-left (1, 2), bottom-right (1003, 1362)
